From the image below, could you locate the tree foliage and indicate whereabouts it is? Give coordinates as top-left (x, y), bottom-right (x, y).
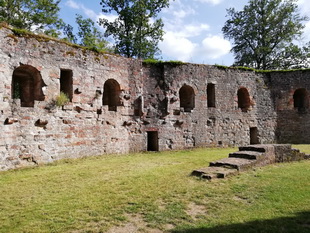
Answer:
top-left (0, 0), bottom-right (63, 36)
top-left (99, 0), bottom-right (169, 59)
top-left (63, 14), bottom-right (112, 52)
top-left (75, 14), bottom-right (111, 51)
top-left (222, 0), bottom-right (309, 70)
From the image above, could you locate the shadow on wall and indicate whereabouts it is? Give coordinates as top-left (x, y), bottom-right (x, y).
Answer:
top-left (171, 211), bottom-right (310, 233)
top-left (275, 88), bottom-right (310, 144)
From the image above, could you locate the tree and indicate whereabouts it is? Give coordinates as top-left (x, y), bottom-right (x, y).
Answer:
top-left (62, 14), bottom-right (112, 52)
top-left (222, 0), bottom-right (309, 70)
top-left (99, 0), bottom-right (170, 59)
top-left (75, 14), bottom-right (111, 51)
top-left (0, 0), bottom-right (63, 36)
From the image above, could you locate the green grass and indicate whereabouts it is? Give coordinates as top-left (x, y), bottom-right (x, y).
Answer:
top-left (0, 146), bottom-right (309, 233)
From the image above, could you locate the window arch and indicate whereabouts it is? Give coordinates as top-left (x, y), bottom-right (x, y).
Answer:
top-left (294, 88), bottom-right (308, 111)
top-left (179, 84), bottom-right (195, 112)
top-left (103, 79), bottom-right (121, 111)
top-left (237, 87), bottom-right (251, 112)
top-left (12, 65), bottom-right (45, 107)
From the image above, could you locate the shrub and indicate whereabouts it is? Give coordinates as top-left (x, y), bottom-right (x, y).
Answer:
top-left (55, 92), bottom-right (70, 107)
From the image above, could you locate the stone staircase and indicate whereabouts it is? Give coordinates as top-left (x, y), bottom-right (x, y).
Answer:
top-left (191, 144), bottom-right (309, 180)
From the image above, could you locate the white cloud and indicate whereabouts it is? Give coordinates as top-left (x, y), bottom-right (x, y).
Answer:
top-left (201, 35), bottom-right (231, 59)
top-left (65, 0), bottom-right (96, 19)
top-left (163, 0), bottom-right (196, 20)
top-left (65, 0), bottom-right (117, 25)
top-left (168, 23), bottom-right (210, 38)
top-left (298, 0), bottom-right (310, 14)
top-left (195, 0), bottom-right (223, 5)
top-left (97, 13), bottom-right (118, 24)
top-left (65, 0), bottom-right (79, 9)
top-left (159, 32), bottom-right (197, 61)
top-left (159, 0), bottom-right (229, 62)
top-left (295, 1), bottom-right (310, 44)
top-left (160, 32), bottom-right (231, 62)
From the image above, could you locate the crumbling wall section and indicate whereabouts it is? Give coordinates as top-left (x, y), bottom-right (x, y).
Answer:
top-left (0, 27), bottom-right (142, 170)
top-left (270, 70), bottom-right (310, 143)
top-left (140, 64), bottom-right (276, 151)
top-left (0, 26), bottom-right (310, 171)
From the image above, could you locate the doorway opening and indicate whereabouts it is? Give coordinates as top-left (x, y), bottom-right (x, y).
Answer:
top-left (147, 131), bottom-right (159, 151)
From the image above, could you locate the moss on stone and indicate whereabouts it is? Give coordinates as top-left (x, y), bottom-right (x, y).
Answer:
top-left (6, 34), bottom-right (18, 42)
top-left (214, 64), bottom-right (310, 74)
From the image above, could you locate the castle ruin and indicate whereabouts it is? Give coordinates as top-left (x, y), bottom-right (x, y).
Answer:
top-left (0, 27), bottom-right (309, 171)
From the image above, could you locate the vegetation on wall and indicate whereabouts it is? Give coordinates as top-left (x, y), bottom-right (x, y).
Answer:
top-left (55, 92), bottom-right (70, 107)
top-left (143, 58), bottom-right (185, 66)
top-left (214, 64), bottom-right (310, 73)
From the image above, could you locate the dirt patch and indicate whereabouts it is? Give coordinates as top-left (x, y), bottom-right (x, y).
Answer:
top-left (106, 214), bottom-right (164, 233)
top-left (186, 202), bottom-right (207, 220)
top-left (233, 195), bottom-right (252, 204)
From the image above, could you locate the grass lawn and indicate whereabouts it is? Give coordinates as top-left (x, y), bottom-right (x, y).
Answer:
top-left (0, 146), bottom-right (309, 233)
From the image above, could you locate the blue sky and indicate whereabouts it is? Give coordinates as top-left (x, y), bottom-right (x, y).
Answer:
top-left (59, 0), bottom-right (310, 66)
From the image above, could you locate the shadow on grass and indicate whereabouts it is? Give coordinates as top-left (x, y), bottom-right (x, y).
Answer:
top-left (171, 211), bottom-right (310, 233)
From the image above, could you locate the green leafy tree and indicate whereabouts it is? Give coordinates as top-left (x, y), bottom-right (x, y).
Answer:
top-left (222, 0), bottom-right (309, 70)
top-left (62, 23), bottom-right (77, 44)
top-left (75, 14), bottom-right (111, 51)
top-left (63, 14), bottom-right (112, 52)
top-left (0, 0), bottom-right (63, 36)
top-left (99, 0), bottom-right (170, 59)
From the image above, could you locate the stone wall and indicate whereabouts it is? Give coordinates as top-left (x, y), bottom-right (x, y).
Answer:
top-left (269, 71), bottom-right (310, 143)
top-left (0, 27), bottom-right (309, 171)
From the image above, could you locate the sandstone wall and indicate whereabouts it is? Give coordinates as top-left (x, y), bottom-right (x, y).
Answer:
top-left (269, 70), bottom-right (310, 143)
top-left (0, 27), bottom-right (308, 171)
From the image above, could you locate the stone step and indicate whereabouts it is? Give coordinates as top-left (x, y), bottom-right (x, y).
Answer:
top-left (209, 157), bottom-right (257, 171)
top-left (239, 145), bottom-right (266, 153)
top-left (191, 166), bottom-right (238, 180)
top-left (229, 151), bottom-right (264, 160)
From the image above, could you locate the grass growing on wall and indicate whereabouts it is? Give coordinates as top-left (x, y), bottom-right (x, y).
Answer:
top-left (0, 147), bottom-right (309, 233)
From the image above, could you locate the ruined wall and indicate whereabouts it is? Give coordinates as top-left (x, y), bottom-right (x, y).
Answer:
top-left (0, 27), bottom-right (309, 171)
top-left (269, 70), bottom-right (310, 143)
top-left (0, 27), bottom-right (143, 170)
top-left (141, 64), bottom-right (275, 151)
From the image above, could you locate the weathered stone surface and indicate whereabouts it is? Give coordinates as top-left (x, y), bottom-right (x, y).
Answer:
top-left (193, 144), bottom-right (308, 180)
top-left (229, 151), bottom-right (264, 160)
top-left (0, 27), bottom-right (310, 171)
top-left (210, 157), bottom-right (257, 171)
top-left (191, 166), bottom-right (239, 180)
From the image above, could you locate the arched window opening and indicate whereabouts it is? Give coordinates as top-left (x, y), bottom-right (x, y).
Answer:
top-left (237, 87), bottom-right (251, 112)
top-left (294, 88), bottom-right (308, 112)
top-left (207, 83), bottom-right (216, 108)
top-left (179, 85), bottom-right (195, 112)
top-left (103, 79), bottom-right (121, 111)
top-left (60, 69), bottom-right (73, 101)
top-left (12, 65), bottom-right (45, 107)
